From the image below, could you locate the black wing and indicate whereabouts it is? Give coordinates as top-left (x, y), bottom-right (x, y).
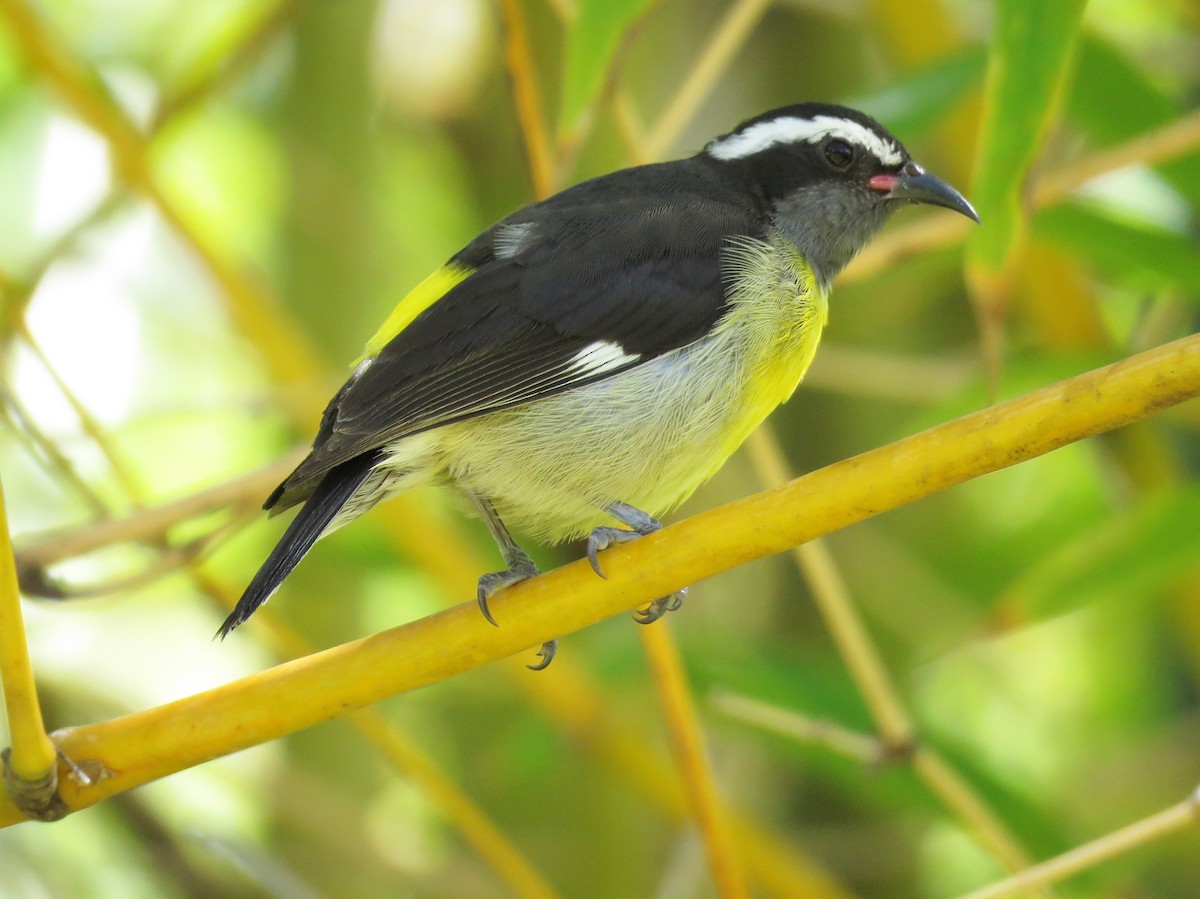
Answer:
top-left (270, 158), bottom-right (765, 508)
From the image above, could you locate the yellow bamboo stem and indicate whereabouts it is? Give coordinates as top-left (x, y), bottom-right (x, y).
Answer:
top-left (347, 710), bottom-right (560, 898)
top-left (641, 624), bottom-right (749, 899)
top-left (183, 569), bottom-right (564, 898)
top-left (0, 333), bottom-right (1192, 826)
top-left (744, 429), bottom-right (1042, 878)
top-left (910, 748), bottom-right (1039, 878)
top-left (0, 479), bottom-right (59, 813)
top-left (516, 657), bottom-right (855, 899)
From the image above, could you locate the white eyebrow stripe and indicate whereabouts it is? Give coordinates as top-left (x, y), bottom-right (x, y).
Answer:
top-left (707, 115), bottom-right (903, 167)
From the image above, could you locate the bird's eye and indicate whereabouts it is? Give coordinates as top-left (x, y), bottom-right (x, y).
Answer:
top-left (824, 139), bottom-right (854, 169)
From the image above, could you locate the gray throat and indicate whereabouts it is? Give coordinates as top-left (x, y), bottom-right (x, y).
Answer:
top-left (770, 185), bottom-right (892, 292)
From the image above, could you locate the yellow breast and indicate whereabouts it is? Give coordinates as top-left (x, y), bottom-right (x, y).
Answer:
top-left (710, 236), bottom-right (828, 462)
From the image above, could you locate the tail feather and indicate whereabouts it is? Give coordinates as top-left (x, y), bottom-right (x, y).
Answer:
top-left (217, 452), bottom-right (380, 638)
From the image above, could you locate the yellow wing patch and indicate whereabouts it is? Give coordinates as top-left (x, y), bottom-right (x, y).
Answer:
top-left (360, 263), bottom-right (473, 360)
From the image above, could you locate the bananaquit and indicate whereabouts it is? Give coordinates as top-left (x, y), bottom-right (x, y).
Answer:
top-left (220, 102), bottom-right (979, 667)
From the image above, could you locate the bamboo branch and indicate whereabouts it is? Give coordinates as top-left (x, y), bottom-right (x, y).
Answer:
top-left (641, 624), bottom-right (750, 899)
top-left (958, 788), bottom-right (1200, 899)
top-left (188, 569), bottom-right (561, 899)
top-left (709, 691), bottom-right (882, 764)
top-left (744, 429), bottom-right (1042, 878)
top-left (497, 0), bottom-right (556, 199)
top-left (150, 0), bottom-right (304, 130)
top-left (0, 479), bottom-right (61, 819)
top-left (0, 332), bottom-right (1193, 826)
top-left (16, 324), bottom-right (146, 503)
top-left (518, 658), bottom-right (856, 899)
top-left (0, 0), bottom-right (328, 422)
top-left (13, 454), bottom-right (301, 585)
top-left (643, 0), bottom-right (773, 160)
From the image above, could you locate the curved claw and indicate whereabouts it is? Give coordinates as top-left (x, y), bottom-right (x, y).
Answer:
top-left (476, 586), bottom-right (500, 627)
top-left (664, 588), bottom-right (687, 613)
top-left (633, 606), bottom-right (659, 625)
top-left (527, 639), bottom-right (557, 671)
top-left (586, 536), bottom-right (608, 579)
top-left (632, 589), bottom-right (687, 625)
top-left (586, 526), bottom-right (643, 579)
top-left (476, 560), bottom-right (540, 627)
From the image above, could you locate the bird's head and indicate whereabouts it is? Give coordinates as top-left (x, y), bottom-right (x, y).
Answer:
top-left (704, 103), bottom-right (979, 289)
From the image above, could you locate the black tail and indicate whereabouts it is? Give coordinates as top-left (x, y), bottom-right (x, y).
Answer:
top-left (216, 453), bottom-right (379, 638)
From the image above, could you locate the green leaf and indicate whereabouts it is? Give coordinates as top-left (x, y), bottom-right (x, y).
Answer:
top-left (559, 0), bottom-right (656, 133)
top-left (848, 46), bottom-right (987, 140)
top-left (1034, 202), bottom-right (1200, 297)
top-left (1066, 33), bottom-right (1200, 203)
top-left (968, 0), bottom-right (1087, 274)
top-left (1000, 486), bottom-right (1200, 620)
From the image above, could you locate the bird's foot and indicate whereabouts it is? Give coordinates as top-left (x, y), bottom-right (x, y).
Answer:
top-left (527, 639), bottom-right (557, 671)
top-left (633, 587), bottom-right (687, 624)
top-left (476, 556), bottom-right (541, 627)
top-left (586, 526), bottom-right (643, 578)
top-left (587, 503), bottom-right (687, 626)
top-left (476, 557), bottom-right (556, 670)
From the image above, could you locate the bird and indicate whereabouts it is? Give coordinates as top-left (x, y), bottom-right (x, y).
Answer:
top-left (218, 102), bottom-right (979, 668)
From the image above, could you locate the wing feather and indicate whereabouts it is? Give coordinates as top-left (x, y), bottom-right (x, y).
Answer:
top-left (270, 158), bottom-right (765, 507)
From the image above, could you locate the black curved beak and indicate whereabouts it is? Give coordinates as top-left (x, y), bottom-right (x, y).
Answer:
top-left (872, 163), bottom-right (981, 224)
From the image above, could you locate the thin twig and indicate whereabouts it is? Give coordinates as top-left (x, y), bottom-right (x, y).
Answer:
top-left (13, 454), bottom-right (301, 577)
top-left (803, 343), bottom-right (976, 402)
top-left (1032, 107), bottom-right (1200, 206)
top-left (958, 788), bottom-right (1200, 899)
top-left (553, 1), bottom-right (664, 180)
top-left (600, 23), bottom-right (797, 890)
top-left (150, 0), bottom-right (304, 130)
top-left (643, 0), bottom-right (773, 161)
top-left (497, 0), bottom-right (556, 199)
top-left (709, 691), bottom-right (882, 764)
top-left (24, 509), bottom-right (256, 600)
top-left (518, 658), bottom-right (855, 899)
top-left (0, 383), bottom-right (110, 516)
top-left (16, 324), bottom-right (146, 503)
top-left (743, 428), bottom-right (1044, 878)
top-left (0, 0), bottom-right (328, 422)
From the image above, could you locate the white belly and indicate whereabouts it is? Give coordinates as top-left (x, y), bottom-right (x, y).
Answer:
top-left (373, 237), bottom-right (827, 542)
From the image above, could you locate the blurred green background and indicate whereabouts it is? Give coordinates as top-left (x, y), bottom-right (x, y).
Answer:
top-left (1, 0), bottom-right (1198, 896)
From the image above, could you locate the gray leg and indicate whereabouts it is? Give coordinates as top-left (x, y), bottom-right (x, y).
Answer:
top-left (587, 502), bottom-right (687, 625)
top-left (468, 492), bottom-right (555, 669)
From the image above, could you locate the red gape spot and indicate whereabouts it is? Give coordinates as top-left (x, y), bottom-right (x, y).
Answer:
top-left (868, 173), bottom-right (900, 192)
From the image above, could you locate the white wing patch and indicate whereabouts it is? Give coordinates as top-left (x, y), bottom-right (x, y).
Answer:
top-left (707, 115), bottom-right (903, 167)
top-left (494, 222), bottom-right (537, 259)
top-left (569, 341), bottom-right (640, 377)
